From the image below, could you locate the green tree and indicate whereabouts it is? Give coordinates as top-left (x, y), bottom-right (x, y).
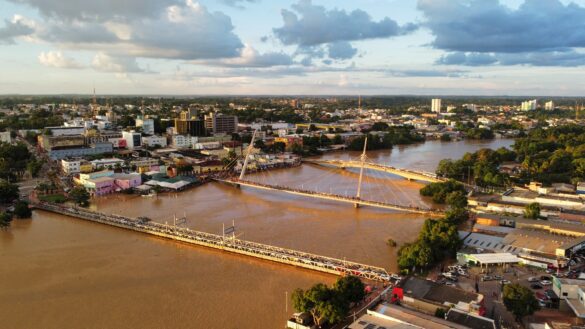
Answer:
top-left (333, 275), bottom-right (365, 305)
top-left (524, 202), bottom-right (541, 219)
top-left (503, 284), bottom-right (540, 320)
top-left (69, 186), bottom-right (90, 207)
top-left (446, 190), bottom-right (468, 209)
top-left (0, 211), bottom-right (13, 230)
top-left (13, 200), bottom-right (32, 219)
top-left (0, 179), bottom-right (19, 203)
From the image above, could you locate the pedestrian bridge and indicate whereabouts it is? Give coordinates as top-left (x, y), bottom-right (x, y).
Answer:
top-left (303, 159), bottom-right (445, 183)
top-left (215, 178), bottom-right (445, 217)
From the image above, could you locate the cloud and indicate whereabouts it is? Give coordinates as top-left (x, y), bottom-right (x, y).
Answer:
top-left (0, 15), bottom-right (35, 44)
top-left (327, 41), bottom-right (357, 60)
top-left (8, 0), bottom-right (180, 21)
top-left (38, 51), bottom-right (83, 69)
top-left (438, 51), bottom-right (585, 67)
top-left (437, 52), bottom-right (498, 66)
top-left (418, 0), bottom-right (585, 53)
top-left (274, 0), bottom-right (416, 46)
top-left (387, 69), bottom-right (471, 78)
top-left (91, 53), bottom-right (145, 73)
top-left (14, 1), bottom-right (244, 61)
top-left (200, 44), bottom-right (293, 67)
top-left (272, 0), bottom-right (416, 61)
top-left (219, 0), bottom-right (257, 8)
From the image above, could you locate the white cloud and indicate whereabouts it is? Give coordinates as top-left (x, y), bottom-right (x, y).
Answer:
top-left (38, 51), bottom-right (83, 69)
top-left (200, 44), bottom-right (293, 68)
top-left (0, 15), bottom-right (35, 44)
top-left (91, 53), bottom-right (144, 73)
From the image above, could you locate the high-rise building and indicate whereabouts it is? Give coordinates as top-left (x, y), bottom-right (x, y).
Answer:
top-left (431, 98), bottom-right (442, 113)
top-left (180, 108), bottom-right (198, 120)
top-left (521, 100), bottom-right (537, 111)
top-left (122, 131), bottom-right (142, 150)
top-left (174, 118), bottom-right (206, 136)
top-left (204, 113), bottom-right (238, 134)
top-left (135, 117), bottom-right (154, 135)
top-left (544, 101), bottom-right (555, 111)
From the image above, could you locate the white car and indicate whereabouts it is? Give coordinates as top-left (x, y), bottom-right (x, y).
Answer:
top-left (540, 280), bottom-right (552, 286)
top-left (528, 277), bottom-right (539, 282)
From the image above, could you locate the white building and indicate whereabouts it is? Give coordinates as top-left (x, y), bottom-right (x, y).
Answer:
top-left (61, 159), bottom-right (81, 174)
top-left (122, 131), bottom-right (142, 150)
top-left (172, 135), bottom-right (198, 149)
top-left (46, 126), bottom-right (85, 136)
top-left (142, 135), bottom-right (167, 148)
top-left (136, 118), bottom-right (154, 135)
top-left (431, 98), bottom-right (442, 113)
top-left (521, 99), bottom-right (538, 111)
top-left (0, 131), bottom-right (11, 144)
top-left (545, 101), bottom-right (555, 111)
top-left (91, 158), bottom-right (125, 170)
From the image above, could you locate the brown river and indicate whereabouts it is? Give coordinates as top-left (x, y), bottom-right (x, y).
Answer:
top-left (0, 139), bottom-right (514, 329)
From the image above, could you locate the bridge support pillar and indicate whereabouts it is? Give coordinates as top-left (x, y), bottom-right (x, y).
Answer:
top-left (354, 203), bottom-right (360, 208)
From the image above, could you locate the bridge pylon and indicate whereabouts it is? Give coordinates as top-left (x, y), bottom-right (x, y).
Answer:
top-left (237, 129), bottom-right (258, 187)
top-left (355, 137), bottom-right (367, 208)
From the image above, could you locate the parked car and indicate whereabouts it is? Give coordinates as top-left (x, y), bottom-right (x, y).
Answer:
top-left (481, 275), bottom-right (493, 282)
top-left (545, 289), bottom-right (556, 299)
top-left (541, 276), bottom-right (551, 281)
top-left (493, 275), bottom-right (503, 280)
top-left (500, 280), bottom-right (512, 285)
top-left (442, 272), bottom-right (456, 279)
top-left (445, 281), bottom-right (455, 287)
top-left (540, 280), bottom-right (552, 286)
top-left (531, 283), bottom-right (543, 290)
top-left (528, 277), bottom-right (539, 282)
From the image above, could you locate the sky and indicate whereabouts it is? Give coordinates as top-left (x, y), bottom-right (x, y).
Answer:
top-left (0, 0), bottom-right (584, 96)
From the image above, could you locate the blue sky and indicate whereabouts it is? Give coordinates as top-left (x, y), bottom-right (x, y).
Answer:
top-left (1, 0), bottom-right (584, 96)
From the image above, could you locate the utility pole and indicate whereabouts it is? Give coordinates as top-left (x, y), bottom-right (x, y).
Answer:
top-left (239, 129), bottom-right (258, 181)
top-left (355, 137), bottom-right (367, 208)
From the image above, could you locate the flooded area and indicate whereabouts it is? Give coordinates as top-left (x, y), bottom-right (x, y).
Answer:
top-left (0, 139), bottom-right (513, 329)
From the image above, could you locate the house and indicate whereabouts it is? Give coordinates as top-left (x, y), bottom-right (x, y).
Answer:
top-left (445, 308), bottom-right (495, 329)
top-left (392, 277), bottom-right (485, 316)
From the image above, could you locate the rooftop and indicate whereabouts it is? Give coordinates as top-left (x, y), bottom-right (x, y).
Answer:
top-left (445, 309), bottom-right (495, 329)
top-left (399, 277), bottom-right (481, 306)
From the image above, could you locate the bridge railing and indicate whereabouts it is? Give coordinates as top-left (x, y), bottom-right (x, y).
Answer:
top-left (32, 201), bottom-right (392, 282)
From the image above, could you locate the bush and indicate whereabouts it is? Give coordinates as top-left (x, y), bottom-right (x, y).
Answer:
top-left (13, 200), bottom-right (32, 219)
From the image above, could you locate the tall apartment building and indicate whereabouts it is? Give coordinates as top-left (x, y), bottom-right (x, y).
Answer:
top-left (431, 98), bottom-right (442, 113)
top-left (521, 99), bottom-right (537, 111)
top-left (175, 118), bottom-right (206, 136)
top-left (545, 101), bottom-right (555, 111)
top-left (204, 113), bottom-right (238, 134)
top-left (136, 117), bottom-right (154, 135)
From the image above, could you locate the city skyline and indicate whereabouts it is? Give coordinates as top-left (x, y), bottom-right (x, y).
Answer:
top-left (1, 0), bottom-right (585, 96)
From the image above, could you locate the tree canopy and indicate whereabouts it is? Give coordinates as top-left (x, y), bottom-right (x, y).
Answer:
top-left (69, 186), bottom-right (90, 207)
top-left (524, 202), bottom-right (541, 219)
top-left (503, 284), bottom-right (540, 320)
top-left (0, 179), bottom-right (19, 204)
top-left (291, 275), bottom-right (365, 327)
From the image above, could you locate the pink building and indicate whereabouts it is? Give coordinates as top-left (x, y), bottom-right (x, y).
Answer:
top-left (113, 174), bottom-right (142, 190)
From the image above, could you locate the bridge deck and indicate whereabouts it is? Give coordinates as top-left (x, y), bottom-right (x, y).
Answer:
top-left (216, 178), bottom-right (444, 217)
top-left (32, 202), bottom-right (392, 282)
top-left (303, 159), bottom-right (444, 183)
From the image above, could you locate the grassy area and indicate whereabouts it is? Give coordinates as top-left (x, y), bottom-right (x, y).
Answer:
top-left (39, 194), bottom-right (67, 203)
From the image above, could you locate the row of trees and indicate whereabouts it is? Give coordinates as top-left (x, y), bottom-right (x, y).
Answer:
top-left (436, 148), bottom-right (516, 187)
top-left (513, 125), bottom-right (585, 184)
top-left (0, 142), bottom-right (39, 181)
top-left (292, 275), bottom-right (365, 328)
top-left (398, 180), bottom-right (469, 272)
top-left (420, 180), bottom-right (467, 206)
top-left (0, 200), bottom-right (33, 230)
